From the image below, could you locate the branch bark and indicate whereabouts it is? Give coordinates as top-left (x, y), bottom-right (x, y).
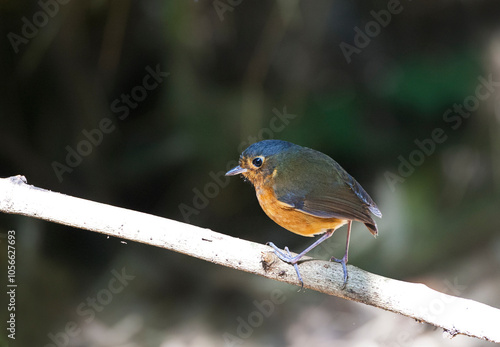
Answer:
top-left (1, 175), bottom-right (499, 343)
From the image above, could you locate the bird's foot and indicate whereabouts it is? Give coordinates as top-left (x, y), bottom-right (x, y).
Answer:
top-left (330, 255), bottom-right (348, 289)
top-left (266, 242), bottom-right (298, 262)
top-left (267, 242), bottom-right (304, 290)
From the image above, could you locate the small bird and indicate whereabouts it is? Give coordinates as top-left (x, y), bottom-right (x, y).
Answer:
top-left (226, 139), bottom-right (382, 288)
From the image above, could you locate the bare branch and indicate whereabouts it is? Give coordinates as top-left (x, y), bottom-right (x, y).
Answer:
top-left (1, 175), bottom-right (499, 343)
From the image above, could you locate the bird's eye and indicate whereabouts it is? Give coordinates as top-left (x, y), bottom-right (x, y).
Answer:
top-left (252, 157), bottom-right (263, 168)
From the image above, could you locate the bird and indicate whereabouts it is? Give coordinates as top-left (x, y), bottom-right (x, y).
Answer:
top-left (225, 139), bottom-right (382, 288)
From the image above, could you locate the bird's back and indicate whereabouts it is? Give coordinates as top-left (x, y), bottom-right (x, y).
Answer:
top-left (270, 146), bottom-right (381, 235)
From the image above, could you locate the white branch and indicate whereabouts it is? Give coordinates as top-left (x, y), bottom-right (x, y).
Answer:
top-left (1, 175), bottom-right (499, 343)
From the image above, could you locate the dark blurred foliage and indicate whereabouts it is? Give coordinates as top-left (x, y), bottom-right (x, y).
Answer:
top-left (0, 0), bottom-right (500, 346)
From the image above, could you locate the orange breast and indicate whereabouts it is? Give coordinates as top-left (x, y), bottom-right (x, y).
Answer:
top-left (255, 184), bottom-right (347, 237)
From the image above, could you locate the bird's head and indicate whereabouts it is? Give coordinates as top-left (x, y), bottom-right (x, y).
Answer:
top-left (225, 140), bottom-right (295, 186)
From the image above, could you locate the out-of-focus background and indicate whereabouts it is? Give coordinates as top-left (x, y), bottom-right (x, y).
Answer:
top-left (1, 1), bottom-right (500, 346)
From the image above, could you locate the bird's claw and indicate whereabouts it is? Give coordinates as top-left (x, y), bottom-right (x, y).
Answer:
top-left (267, 242), bottom-right (304, 290)
top-left (331, 255), bottom-right (348, 289)
top-left (266, 242), bottom-right (293, 262)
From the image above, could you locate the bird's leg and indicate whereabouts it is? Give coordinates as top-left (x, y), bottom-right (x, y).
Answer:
top-left (284, 246), bottom-right (303, 289)
top-left (267, 229), bottom-right (335, 288)
top-left (267, 230), bottom-right (334, 264)
top-left (330, 220), bottom-right (352, 288)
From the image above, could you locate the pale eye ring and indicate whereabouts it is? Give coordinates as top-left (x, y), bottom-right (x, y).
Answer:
top-left (252, 157), bottom-right (263, 168)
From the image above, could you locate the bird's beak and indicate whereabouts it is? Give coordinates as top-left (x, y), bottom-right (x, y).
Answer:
top-left (225, 165), bottom-right (248, 176)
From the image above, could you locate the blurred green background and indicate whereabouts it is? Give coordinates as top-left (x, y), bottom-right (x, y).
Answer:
top-left (1, 0), bottom-right (500, 346)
